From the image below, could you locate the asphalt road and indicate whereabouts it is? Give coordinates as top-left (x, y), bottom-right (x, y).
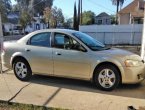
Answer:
top-left (4, 35), bottom-right (23, 41)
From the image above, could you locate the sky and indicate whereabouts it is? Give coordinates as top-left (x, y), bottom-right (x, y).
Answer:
top-left (11, 0), bottom-right (133, 18)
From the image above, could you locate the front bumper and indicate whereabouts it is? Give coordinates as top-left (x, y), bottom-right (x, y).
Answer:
top-left (122, 64), bottom-right (145, 84)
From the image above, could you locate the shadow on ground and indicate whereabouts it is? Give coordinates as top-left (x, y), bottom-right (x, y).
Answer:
top-left (29, 74), bottom-right (145, 99)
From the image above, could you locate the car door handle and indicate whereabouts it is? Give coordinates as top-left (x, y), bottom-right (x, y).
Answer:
top-left (25, 49), bottom-right (31, 52)
top-left (55, 52), bottom-right (61, 55)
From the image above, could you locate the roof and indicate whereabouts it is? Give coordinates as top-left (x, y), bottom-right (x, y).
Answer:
top-left (7, 11), bottom-right (20, 24)
top-left (118, 0), bottom-right (145, 14)
top-left (96, 12), bottom-right (111, 17)
top-left (7, 11), bottom-right (20, 19)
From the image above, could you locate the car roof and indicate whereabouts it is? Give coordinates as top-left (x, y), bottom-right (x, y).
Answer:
top-left (32, 29), bottom-right (79, 34)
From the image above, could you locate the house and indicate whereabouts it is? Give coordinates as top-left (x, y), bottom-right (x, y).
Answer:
top-left (95, 12), bottom-right (112, 25)
top-left (25, 16), bottom-right (47, 33)
top-left (3, 11), bottom-right (47, 35)
top-left (118, 0), bottom-right (144, 24)
top-left (3, 11), bottom-right (20, 35)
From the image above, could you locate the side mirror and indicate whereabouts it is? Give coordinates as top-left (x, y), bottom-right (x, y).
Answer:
top-left (75, 44), bottom-right (87, 52)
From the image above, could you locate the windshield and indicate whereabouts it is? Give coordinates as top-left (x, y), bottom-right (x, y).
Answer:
top-left (72, 32), bottom-right (107, 51)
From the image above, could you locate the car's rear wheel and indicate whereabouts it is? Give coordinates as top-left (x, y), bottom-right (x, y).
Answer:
top-left (13, 58), bottom-right (32, 81)
top-left (94, 65), bottom-right (120, 91)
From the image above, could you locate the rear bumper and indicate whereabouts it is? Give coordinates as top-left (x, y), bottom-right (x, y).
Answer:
top-left (1, 52), bottom-right (12, 69)
top-left (122, 64), bottom-right (145, 84)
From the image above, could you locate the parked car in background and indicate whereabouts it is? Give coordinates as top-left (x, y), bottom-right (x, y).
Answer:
top-left (12, 25), bottom-right (23, 35)
top-left (1, 29), bottom-right (145, 91)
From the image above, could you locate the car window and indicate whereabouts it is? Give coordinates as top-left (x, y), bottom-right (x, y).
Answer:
top-left (72, 32), bottom-right (107, 51)
top-left (54, 33), bottom-right (80, 50)
top-left (29, 32), bottom-right (51, 47)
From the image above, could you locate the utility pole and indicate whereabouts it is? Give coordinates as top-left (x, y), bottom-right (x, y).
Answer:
top-left (0, 13), bottom-right (3, 37)
top-left (78, 0), bottom-right (80, 26)
top-left (0, 13), bottom-right (3, 73)
top-left (80, 0), bottom-right (82, 25)
top-left (141, 2), bottom-right (145, 60)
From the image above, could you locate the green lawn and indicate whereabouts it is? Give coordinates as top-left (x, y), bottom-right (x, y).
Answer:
top-left (0, 101), bottom-right (68, 110)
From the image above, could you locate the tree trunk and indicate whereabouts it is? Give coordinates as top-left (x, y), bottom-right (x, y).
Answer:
top-left (73, 2), bottom-right (78, 30)
top-left (80, 0), bottom-right (82, 25)
top-left (23, 28), bottom-right (26, 35)
top-left (47, 22), bottom-right (49, 29)
top-left (78, 0), bottom-right (80, 26)
top-left (116, 0), bottom-right (119, 24)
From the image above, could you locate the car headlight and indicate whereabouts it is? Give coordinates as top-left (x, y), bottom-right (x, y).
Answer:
top-left (125, 60), bottom-right (142, 67)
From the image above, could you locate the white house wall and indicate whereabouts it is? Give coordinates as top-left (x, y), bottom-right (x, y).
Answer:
top-left (118, 13), bottom-right (130, 24)
top-left (3, 23), bottom-right (14, 32)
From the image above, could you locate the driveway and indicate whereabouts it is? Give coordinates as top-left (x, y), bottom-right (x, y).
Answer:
top-left (0, 70), bottom-right (145, 110)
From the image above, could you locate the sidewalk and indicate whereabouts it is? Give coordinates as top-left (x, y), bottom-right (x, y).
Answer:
top-left (0, 71), bottom-right (145, 110)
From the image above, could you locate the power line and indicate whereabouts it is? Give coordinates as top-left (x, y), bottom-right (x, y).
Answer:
top-left (31, 0), bottom-right (44, 8)
top-left (30, 0), bottom-right (63, 13)
top-left (87, 0), bottom-right (115, 13)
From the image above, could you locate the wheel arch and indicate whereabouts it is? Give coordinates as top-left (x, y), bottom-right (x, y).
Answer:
top-left (11, 55), bottom-right (30, 69)
top-left (92, 62), bottom-right (122, 84)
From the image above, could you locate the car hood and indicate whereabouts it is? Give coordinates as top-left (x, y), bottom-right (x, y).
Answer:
top-left (96, 48), bottom-right (142, 61)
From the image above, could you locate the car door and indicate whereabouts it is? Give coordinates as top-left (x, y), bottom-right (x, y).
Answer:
top-left (24, 32), bottom-right (53, 75)
top-left (52, 32), bottom-right (91, 79)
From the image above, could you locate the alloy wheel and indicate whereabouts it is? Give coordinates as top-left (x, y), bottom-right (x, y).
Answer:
top-left (98, 69), bottom-right (116, 88)
top-left (15, 62), bottom-right (28, 79)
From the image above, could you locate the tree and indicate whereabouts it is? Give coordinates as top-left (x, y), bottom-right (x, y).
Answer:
top-left (82, 11), bottom-right (95, 25)
top-left (19, 11), bottom-right (31, 33)
top-left (3, 0), bottom-right (11, 12)
top-left (12, 4), bottom-right (19, 11)
top-left (50, 6), bottom-right (64, 28)
top-left (73, 2), bottom-right (78, 30)
top-left (63, 18), bottom-right (73, 29)
top-left (15, 0), bottom-right (54, 16)
top-left (111, 0), bottom-right (125, 24)
top-left (111, 15), bottom-right (116, 24)
top-left (0, 0), bottom-right (12, 22)
top-left (43, 7), bottom-right (51, 28)
top-left (15, 0), bottom-right (30, 12)
top-left (33, 0), bottom-right (54, 16)
top-left (43, 6), bottom-right (64, 28)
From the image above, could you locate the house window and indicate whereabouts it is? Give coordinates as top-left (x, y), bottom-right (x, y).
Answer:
top-left (97, 20), bottom-right (102, 25)
top-left (134, 17), bottom-right (143, 24)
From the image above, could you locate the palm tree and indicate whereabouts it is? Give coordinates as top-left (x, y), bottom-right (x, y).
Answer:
top-left (73, 2), bottom-right (78, 30)
top-left (111, 0), bottom-right (125, 24)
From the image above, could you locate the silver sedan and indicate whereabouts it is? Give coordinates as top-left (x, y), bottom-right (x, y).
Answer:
top-left (1, 29), bottom-right (145, 91)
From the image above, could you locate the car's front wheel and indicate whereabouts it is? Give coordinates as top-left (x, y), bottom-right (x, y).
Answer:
top-left (94, 65), bottom-right (120, 91)
top-left (13, 58), bottom-right (32, 81)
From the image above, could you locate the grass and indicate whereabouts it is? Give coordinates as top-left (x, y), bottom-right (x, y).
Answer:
top-left (0, 100), bottom-right (68, 110)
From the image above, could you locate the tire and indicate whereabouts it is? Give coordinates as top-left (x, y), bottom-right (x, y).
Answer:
top-left (13, 58), bottom-right (32, 81)
top-left (94, 65), bottom-right (120, 91)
